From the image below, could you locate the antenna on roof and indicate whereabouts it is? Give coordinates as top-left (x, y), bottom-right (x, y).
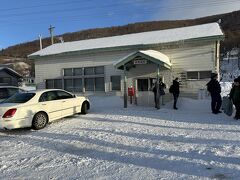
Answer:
top-left (39, 34), bottom-right (42, 50)
top-left (48, 25), bottom-right (55, 45)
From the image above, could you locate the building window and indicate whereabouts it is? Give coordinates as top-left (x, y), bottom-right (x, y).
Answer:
top-left (84, 67), bottom-right (95, 75)
top-left (187, 71), bottom-right (212, 80)
top-left (46, 79), bottom-right (62, 89)
top-left (64, 69), bottom-right (73, 76)
top-left (111, 76), bottom-right (121, 91)
top-left (187, 72), bottom-right (198, 80)
top-left (95, 77), bottom-right (104, 91)
top-left (199, 71), bottom-right (212, 79)
top-left (85, 78), bottom-right (94, 91)
top-left (64, 79), bottom-right (73, 92)
top-left (73, 78), bottom-right (82, 92)
top-left (137, 79), bottom-right (148, 91)
top-left (73, 68), bottom-right (82, 76)
top-left (95, 66), bottom-right (104, 75)
top-left (62, 66), bottom-right (105, 92)
top-left (46, 80), bottom-right (53, 89)
top-left (54, 79), bottom-right (62, 89)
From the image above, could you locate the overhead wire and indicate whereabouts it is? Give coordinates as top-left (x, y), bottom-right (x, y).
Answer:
top-left (0, 0), bottom-right (90, 12)
top-left (0, 0), bottom-right (239, 27)
top-left (0, 0), bottom-right (239, 19)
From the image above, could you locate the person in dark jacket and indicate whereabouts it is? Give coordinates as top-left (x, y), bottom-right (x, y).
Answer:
top-left (152, 80), bottom-right (166, 108)
top-left (171, 78), bottom-right (180, 110)
top-left (229, 78), bottom-right (240, 119)
top-left (159, 81), bottom-right (166, 105)
top-left (206, 73), bottom-right (222, 114)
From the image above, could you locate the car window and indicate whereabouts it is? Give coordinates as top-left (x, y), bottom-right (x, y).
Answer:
top-left (0, 88), bottom-right (8, 99)
top-left (56, 90), bottom-right (74, 100)
top-left (39, 92), bottom-right (47, 102)
top-left (39, 91), bottom-right (58, 102)
top-left (7, 88), bottom-right (19, 97)
top-left (19, 89), bottom-right (25, 93)
top-left (3, 92), bottom-right (35, 103)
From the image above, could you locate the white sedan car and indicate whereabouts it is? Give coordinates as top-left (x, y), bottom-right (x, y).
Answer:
top-left (0, 89), bottom-right (90, 130)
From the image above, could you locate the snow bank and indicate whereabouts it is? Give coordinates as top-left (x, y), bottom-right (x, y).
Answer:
top-left (0, 95), bottom-right (240, 179)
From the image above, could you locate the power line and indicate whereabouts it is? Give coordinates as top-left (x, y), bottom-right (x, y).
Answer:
top-left (0, 0), bottom-right (89, 12)
top-left (0, 0), bottom-right (238, 26)
top-left (0, 0), bottom-right (239, 19)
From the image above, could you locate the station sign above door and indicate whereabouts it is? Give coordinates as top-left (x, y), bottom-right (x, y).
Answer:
top-left (133, 59), bottom-right (148, 65)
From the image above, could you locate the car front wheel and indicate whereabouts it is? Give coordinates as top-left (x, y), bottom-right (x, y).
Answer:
top-left (32, 112), bottom-right (48, 130)
top-left (81, 102), bottom-right (88, 115)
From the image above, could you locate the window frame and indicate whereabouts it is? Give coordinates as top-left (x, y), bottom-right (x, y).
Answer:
top-left (56, 90), bottom-right (74, 99)
top-left (46, 79), bottom-right (62, 89)
top-left (187, 71), bottom-right (212, 80)
top-left (62, 66), bottom-right (105, 92)
top-left (111, 76), bottom-right (121, 91)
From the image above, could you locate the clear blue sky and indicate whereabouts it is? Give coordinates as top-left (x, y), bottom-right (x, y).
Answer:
top-left (0, 0), bottom-right (239, 49)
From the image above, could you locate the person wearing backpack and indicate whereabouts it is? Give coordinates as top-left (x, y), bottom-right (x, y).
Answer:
top-left (170, 78), bottom-right (180, 110)
top-left (206, 73), bottom-right (222, 114)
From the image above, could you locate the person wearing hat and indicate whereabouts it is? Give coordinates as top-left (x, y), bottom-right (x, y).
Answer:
top-left (206, 73), bottom-right (222, 114)
top-left (229, 78), bottom-right (240, 119)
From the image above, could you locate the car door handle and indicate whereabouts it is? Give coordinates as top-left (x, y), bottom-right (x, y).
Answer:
top-left (62, 101), bottom-right (66, 103)
top-left (42, 104), bottom-right (47, 106)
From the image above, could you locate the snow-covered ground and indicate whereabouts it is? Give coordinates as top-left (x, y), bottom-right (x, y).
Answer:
top-left (1, 96), bottom-right (240, 179)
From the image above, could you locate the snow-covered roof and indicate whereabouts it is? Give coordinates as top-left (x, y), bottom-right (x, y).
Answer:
top-left (29, 23), bottom-right (224, 58)
top-left (114, 50), bottom-right (171, 69)
top-left (0, 67), bottom-right (22, 78)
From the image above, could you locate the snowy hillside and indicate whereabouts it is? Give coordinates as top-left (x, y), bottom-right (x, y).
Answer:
top-left (0, 96), bottom-right (240, 179)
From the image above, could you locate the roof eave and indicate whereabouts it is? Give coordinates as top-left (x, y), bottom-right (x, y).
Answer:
top-left (28, 35), bottom-right (224, 60)
top-left (114, 51), bottom-right (171, 70)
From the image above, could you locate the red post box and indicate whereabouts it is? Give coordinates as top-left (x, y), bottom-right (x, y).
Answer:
top-left (128, 87), bottom-right (135, 96)
top-left (128, 87), bottom-right (135, 104)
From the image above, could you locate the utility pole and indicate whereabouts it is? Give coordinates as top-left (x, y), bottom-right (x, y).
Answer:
top-left (48, 25), bottom-right (55, 45)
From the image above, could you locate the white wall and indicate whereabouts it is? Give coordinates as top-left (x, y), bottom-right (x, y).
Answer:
top-left (34, 41), bottom-right (216, 93)
top-left (34, 50), bottom-right (133, 90)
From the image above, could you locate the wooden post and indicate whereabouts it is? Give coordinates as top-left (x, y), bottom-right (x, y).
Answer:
top-left (124, 65), bottom-right (127, 108)
top-left (156, 64), bottom-right (160, 109)
top-left (215, 40), bottom-right (220, 80)
top-left (134, 79), bottom-right (137, 105)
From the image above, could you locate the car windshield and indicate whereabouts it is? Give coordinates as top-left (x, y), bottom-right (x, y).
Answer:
top-left (3, 92), bottom-right (36, 103)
